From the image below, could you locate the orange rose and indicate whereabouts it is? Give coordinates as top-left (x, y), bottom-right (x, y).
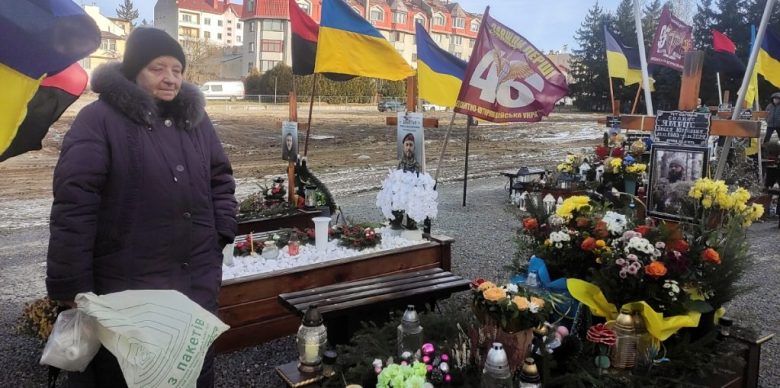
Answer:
top-left (483, 287), bottom-right (507, 302)
top-left (634, 225), bottom-right (650, 236)
top-left (644, 261), bottom-right (668, 278)
top-left (575, 217), bottom-right (590, 228)
top-left (669, 239), bottom-right (690, 253)
top-left (580, 237), bottom-right (597, 251)
top-left (702, 248), bottom-right (721, 265)
top-left (512, 296), bottom-right (529, 311)
top-left (478, 281), bottom-right (496, 291)
top-left (530, 296), bottom-right (546, 309)
top-left (523, 218), bottom-right (539, 230)
top-left (594, 221), bottom-right (609, 239)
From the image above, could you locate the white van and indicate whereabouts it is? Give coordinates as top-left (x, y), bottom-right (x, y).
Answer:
top-left (201, 81), bottom-right (245, 101)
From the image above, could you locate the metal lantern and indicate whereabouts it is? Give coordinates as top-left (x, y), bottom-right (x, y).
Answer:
top-left (578, 161), bottom-right (591, 181)
top-left (297, 304), bottom-right (328, 373)
top-left (518, 357), bottom-right (542, 388)
top-left (304, 184), bottom-right (318, 209)
top-left (516, 167), bottom-right (545, 183)
top-left (518, 191), bottom-right (528, 211)
top-left (481, 342), bottom-right (513, 388)
top-left (557, 172), bottom-right (575, 189)
top-left (543, 194), bottom-right (556, 214)
top-left (397, 305), bottom-right (424, 359)
top-left (610, 307), bottom-right (637, 369)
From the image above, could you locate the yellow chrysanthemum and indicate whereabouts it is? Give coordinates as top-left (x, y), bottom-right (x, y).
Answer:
top-left (702, 197), bottom-right (713, 209)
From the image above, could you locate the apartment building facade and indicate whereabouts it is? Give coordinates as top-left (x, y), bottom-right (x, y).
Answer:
top-left (80, 5), bottom-right (129, 78)
top-left (155, 0), bottom-right (245, 46)
top-left (241, 0), bottom-right (481, 76)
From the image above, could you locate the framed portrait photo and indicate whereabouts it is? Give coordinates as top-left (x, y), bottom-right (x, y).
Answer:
top-left (396, 112), bottom-right (425, 173)
top-left (647, 144), bottom-right (708, 222)
top-left (281, 121), bottom-right (298, 161)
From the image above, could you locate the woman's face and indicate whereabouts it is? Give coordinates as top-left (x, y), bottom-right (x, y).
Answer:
top-left (286, 135), bottom-right (293, 150)
top-left (135, 56), bottom-right (183, 102)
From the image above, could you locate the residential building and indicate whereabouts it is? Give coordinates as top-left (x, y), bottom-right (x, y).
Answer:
top-left (241, 0), bottom-right (481, 75)
top-left (155, 0), bottom-right (245, 47)
top-left (80, 5), bottom-right (129, 78)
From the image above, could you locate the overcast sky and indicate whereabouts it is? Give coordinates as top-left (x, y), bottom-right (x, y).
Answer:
top-left (91, 0), bottom-right (624, 51)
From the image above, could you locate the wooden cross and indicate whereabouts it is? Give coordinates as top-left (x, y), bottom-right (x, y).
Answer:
top-left (600, 51), bottom-right (761, 144)
top-left (385, 76), bottom-right (441, 127)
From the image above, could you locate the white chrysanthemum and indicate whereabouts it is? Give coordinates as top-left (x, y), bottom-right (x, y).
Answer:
top-left (506, 283), bottom-right (519, 293)
top-left (603, 211), bottom-right (628, 235)
top-left (529, 301), bottom-right (540, 313)
top-left (375, 169), bottom-right (439, 222)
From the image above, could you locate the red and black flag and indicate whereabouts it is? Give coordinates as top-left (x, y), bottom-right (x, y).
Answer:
top-left (288, 0), bottom-right (352, 81)
top-left (0, 63), bottom-right (89, 162)
top-left (0, 0), bottom-right (99, 162)
top-left (711, 29), bottom-right (746, 77)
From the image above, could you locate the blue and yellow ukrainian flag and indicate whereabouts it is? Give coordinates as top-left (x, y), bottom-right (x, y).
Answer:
top-left (604, 27), bottom-right (654, 90)
top-left (0, 0), bottom-right (99, 158)
top-left (757, 30), bottom-right (780, 89)
top-left (315, 0), bottom-right (414, 81)
top-left (415, 22), bottom-right (467, 108)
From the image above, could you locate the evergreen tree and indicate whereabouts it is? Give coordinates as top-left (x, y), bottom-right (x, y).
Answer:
top-left (614, 0), bottom-right (637, 43)
top-left (140, 18), bottom-right (150, 27)
top-left (642, 0), bottom-right (664, 47)
top-left (570, 2), bottom-right (611, 112)
top-left (244, 67), bottom-right (262, 96)
top-left (694, 0), bottom-right (720, 105)
top-left (116, 0), bottom-right (139, 28)
top-left (258, 64), bottom-right (294, 96)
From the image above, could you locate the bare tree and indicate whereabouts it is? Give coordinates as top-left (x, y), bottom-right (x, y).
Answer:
top-left (666, 0), bottom-right (695, 24)
top-left (181, 39), bottom-right (223, 85)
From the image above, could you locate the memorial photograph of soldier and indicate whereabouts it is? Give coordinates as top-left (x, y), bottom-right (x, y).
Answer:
top-left (648, 145), bottom-right (707, 221)
top-left (396, 128), bottom-right (424, 173)
top-left (281, 125), bottom-right (298, 161)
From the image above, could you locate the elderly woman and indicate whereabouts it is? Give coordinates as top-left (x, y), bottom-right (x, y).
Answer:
top-left (46, 27), bottom-right (237, 387)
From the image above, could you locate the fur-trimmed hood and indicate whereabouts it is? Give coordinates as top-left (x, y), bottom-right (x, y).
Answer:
top-left (90, 62), bottom-right (205, 129)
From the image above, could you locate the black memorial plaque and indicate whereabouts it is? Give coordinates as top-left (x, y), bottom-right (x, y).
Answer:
top-left (653, 110), bottom-right (711, 147)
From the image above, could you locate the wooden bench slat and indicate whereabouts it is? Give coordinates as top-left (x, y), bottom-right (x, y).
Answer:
top-left (282, 270), bottom-right (455, 306)
top-left (278, 268), bottom-right (444, 299)
top-left (314, 279), bottom-right (471, 315)
top-left (294, 276), bottom-right (463, 311)
top-left (289, 275), bottom-right (466, 312)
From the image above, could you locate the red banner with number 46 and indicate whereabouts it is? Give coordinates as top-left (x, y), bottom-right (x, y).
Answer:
top-left (454, 8), bottom-right (569, 123)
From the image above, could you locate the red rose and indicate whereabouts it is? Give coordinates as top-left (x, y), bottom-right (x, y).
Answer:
top-left (610, 147), bottom-right (625, 157)
top-left (593, 221), bottom-right (609, 239)
top-left (580, 237), bottom-right (597, 251)
top-left (669, 239), bottom-right (690, 253)
top-left (701, 248), bottom-right (721, 265)
top-left (471, 278), bottom-right (486, 289)
top-left (634, 225), bottom-right (651, 236)
top-left (595, 146), bottom-right (609, 160)
top-left (522, 218), bottom-right (539, 230)
top-left (575, 217), bottom-right (590, 228)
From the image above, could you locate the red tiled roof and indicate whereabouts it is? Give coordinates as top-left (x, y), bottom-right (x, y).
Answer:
top-left (242, 0), bottom-right (288, 19)
top-left (178, 0), bottom-right (244, 17)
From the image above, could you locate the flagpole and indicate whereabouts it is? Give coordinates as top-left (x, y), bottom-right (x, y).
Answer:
top-left (751, 25), bottom-right (761, 111)
top-left (634, 0), bottom-right (654, 115)
top-left (433, 110), bottom-right (458, 188)
top-left (608, 77), bottom-right (617, 114)
top-left (462, 115), bottom-right (473, 207)
top-left (631, 84), bottom-right (642, 114)
top-left (716, 72), bottom-right (723, 105)
top-left (303, 73), bottom-right (319, 157)
top-left (715, 0), bottom-right (777, 179)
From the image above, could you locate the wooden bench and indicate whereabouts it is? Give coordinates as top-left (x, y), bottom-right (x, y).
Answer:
top-left (277, 268), bottom-right (470, 343)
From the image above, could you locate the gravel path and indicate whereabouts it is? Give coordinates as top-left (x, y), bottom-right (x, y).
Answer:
top-left (0, 176), bottom-right (777, 387)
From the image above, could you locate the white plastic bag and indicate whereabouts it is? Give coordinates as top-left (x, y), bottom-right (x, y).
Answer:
top-left (76, 290), bottom-right (229, 388)
top-left (40, 308), bottom-right (101, 372)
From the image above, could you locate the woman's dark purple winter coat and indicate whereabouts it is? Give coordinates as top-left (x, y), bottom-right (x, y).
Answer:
top-left (46, 63), bottom-right (237, 313)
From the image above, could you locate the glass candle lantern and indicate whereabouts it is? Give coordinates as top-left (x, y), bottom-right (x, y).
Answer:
top-left (297, 304), bottom-right (328, 373)
top-left (304, 184), bottom-right (318, 209)
top-left (397, 305), bottom-right (424, 359)
top-left (481, 342), bottom-right (512, 388)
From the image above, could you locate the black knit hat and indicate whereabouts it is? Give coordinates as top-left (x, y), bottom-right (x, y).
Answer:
top-left (121, 27), bottom-right (187, 79)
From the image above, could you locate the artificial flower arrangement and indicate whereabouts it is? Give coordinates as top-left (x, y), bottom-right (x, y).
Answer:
top-left (376, 169), bottom-right (438, 227)
top-left (556, 153), bottom-right (581, 174)
top-left (470, 279), bottom-right (552, 333)
top-left (516, 182), bottom-right (762, 342)
top-left (375, 361), bottom-right (429, 388)
top-left (334, 223), bottom-right (382, 250)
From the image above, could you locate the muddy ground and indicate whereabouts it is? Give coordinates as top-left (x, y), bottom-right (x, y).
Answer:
top-left (0, 96), bottom-right (603, 228)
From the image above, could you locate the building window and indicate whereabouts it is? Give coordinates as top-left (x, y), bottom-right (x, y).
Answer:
top-left (204, 31), bottom-right (211, 39)
top-left (469, 38), bottom-right (474, 48)
top-left (452, 35), bottom-right (462, 45)
top-left (228, 27), bottom-right (232, 31)
top-left (228, 32), bottom-right (232, 36)
top-left (237, 23), bottom-right (242, 29)
top-left (247, 0), bottom-right (256, 12)
top-left (79, 57), bottom-right (91, 69)
top-left (182, 14), bottom-right (192, 23)
top-left (261, 60), bottom-right (280, 71)
top-left (414, 14), bottom-right (425, 27)
top-left (393, 11), bottom-right (406, 24)
top-left (433, 13), bottom-right (444, 26)
top-left (412, 53), bottom-right (417, 62)
top-left (204, 17), bottom-right (211, 25)
top-left (237, 35), bottom-right (242, 43)
top-left (433, 33), bottom-right (443, 43)
top-left (262, 19), bottom-right (284, 31)
top-left (249, 42), bottom-right (255, 52)
top-left (100, 39), bottom-right (116, 52)
top-left (249, 21), bottom-right (255, 32)
top-left (470, 20), bottom-right (480, 32)
top-left (228, 20), bottom-right (232, 24)
top-left (227, 40), bottom-right (231, 44)
top-left (369, 7), bottom-right (384, 22)
top-left (218, 20), bottom-right (223, 27)
top-left (297, 0), bottom-right (311, 15)
top-left (261, 39), bottom-right (283, 52)
top-left (217, 33), bottom-right (222, 39)
top-left (389, 31), bottom-right (400, 42)
top-left (453, 17), bottom-right (465, 28)
top-left (248, 62), bottom-right (254, 72)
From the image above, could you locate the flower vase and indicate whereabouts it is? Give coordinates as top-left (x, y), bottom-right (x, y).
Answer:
top-left (623, 176), bottom-right (637, 195)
